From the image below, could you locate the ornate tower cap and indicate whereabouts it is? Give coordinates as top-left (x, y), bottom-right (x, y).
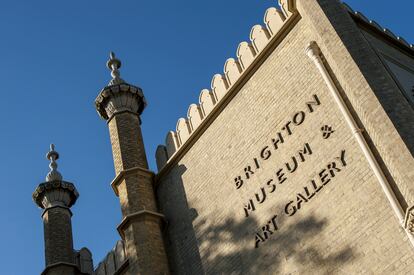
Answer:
top-left (95, 52), bottom-right (147, 120)
top-left (32, 144), bottom-right (79, 209)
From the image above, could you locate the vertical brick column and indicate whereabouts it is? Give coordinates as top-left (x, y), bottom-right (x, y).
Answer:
top-left (43, 206), bottom-right (75, 266)
top-left (108, 112), bottom-right (148, 174)
top-left (95, 53), bottom-right (170, 274)
top-left (108, 112), bottom-right (158, 215)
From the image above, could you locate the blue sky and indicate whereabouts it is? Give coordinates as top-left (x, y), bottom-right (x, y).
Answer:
top-left (0, 1), bottom-right (412, 274)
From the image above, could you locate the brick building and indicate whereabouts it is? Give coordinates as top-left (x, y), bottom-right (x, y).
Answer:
top-left (33, 0), bottom-right (414, 274)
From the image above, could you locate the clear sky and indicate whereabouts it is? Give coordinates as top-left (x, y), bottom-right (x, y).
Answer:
top-left (0, 0), bottom-right (412, 274)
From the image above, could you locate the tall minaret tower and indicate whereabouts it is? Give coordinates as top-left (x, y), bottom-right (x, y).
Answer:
top-left (95, 53), bottom-right (170, 274)
top-left (33, 144), bottom-right (80, 275)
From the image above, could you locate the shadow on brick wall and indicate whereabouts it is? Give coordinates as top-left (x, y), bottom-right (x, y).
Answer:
top-left (158, 164), bottom-right (355, 274)
top-left (157, 164), bottom-right (204, 274)
top-left (194, 213), bottom-right (354, 274)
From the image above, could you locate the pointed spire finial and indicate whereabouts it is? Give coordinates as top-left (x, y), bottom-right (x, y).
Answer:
top-left (106, 51), bottom-right (125, 86)
top-left (46, 144), bottom-right (63, 182)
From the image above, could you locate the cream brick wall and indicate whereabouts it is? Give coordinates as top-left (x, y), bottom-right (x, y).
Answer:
top-left (157, 0), bottom-right (414, 274)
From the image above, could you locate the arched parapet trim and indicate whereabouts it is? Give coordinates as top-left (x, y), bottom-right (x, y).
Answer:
top-left (224, 58), bottom-right (243, 86)
top-left (176, 118), bottom-right (192, 145)
top-left (114, 240), bottom-right (127, 269)
top-left (104, 251), bottom-right (116, 274)
top-left (211, 74), bottom-right (229, 101)
top-left (250, 25), bottom-right (271, 53)
top-left (187, 104), bottom-right (204, 131)
top-left (237, 41), bottom-right (257, 70)
top-left (165, 131), bottom-right (180, 159)
top-left (155, 145), bottom-right (168, 172)
top-left (264, 7), bottom-right (286, 36)
top-left (93, 240), bottom-right (128, 275)
top-left (278, 0), bottom-right (296, 18)
top-left (199, 89), bottom-right (216, 116)
top-left (344, 2), bottom-right (414, 51)
top-left (156, 1), bottom-right (300, 168)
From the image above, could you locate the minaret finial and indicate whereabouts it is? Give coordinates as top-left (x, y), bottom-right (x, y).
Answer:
top-left (106, 51), bottom-right (125, 86)
top-left (46, 143), bottom-right (63, 182)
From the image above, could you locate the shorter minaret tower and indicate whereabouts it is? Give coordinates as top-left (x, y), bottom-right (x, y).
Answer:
top-left (33, 144), bottom-right (80, 275)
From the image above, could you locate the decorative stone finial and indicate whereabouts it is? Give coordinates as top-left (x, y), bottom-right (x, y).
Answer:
top-left (95, 53), bottom-right (147, 120)
top-left (46, 144), bottom-right (63, 182)
top-left (107, 52), bottom-right (125, 86)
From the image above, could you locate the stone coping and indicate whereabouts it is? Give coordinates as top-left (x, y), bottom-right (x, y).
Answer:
top-left (111, 166), bottom-right (155, 197)
top-left (95, 83), bottom-right (146, 120)
top-left (117, 210), bottom-right (166, 240)
top-left (33, 180), bottom-right (79, 209)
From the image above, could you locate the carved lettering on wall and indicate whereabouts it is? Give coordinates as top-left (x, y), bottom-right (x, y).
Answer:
top-left (321, 125), bottom-right (335, 139)
top-left (223, 93), bottom-right (351, 248)
top-left (243, 143), bottom-right (313, 217)
top-left (233, 94), bottom-right (321, 190)
top-left (254, 149), bottom-right (348, 248)
top-left (284, 150), bottom-right (347, 217)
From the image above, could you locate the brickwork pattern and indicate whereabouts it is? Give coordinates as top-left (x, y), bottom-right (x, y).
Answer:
top-left (117, 173), bottom-right (157, 216)
top-left (43, 207), bottom-right (74, 266)
top-left (123, 218), bottom-right (169, 275)
top-left (157, 1), bottom-right (414, 273)
top-left (108, 112), bottom-right (148, 174)
top-left (106, 110), bottom-right (169, 273)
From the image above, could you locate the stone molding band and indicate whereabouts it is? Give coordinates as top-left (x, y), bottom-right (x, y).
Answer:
top-left (42, 205), bottom-right (73, 218)
top-left (116, 210), bottom-right (166, 239)
top-left (41, 262), bottom-right (80, 275)
top-left (111, 166), bottom-right (155, 196)
top-left (106, 110), bottom-right (142, 124)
